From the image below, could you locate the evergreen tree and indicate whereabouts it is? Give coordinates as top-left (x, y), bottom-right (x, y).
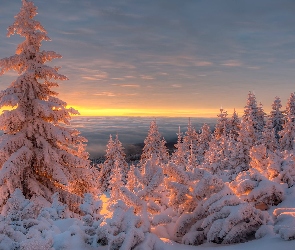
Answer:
top-left (280, 93), bottom-right (295, 150)
top-left (120, 155), bottom-right (171, 230)
top-left (171, 127), bottom-right (186, 169)
top-left (140, 120), bottom-right (168, 165)
top-left (260, 118), bottom-right (279, 152)
top-left (214, 108), bottom-right (229, 140)
top-left (174, 170), bottom-right (270, 245)
top-left (228, 109), bottom-right (240, 140)
top-left (196, 123), bottom-right (211, 165)
top-left (269, 96), bottom-right (284, 141)
top-left (242, 91), bottom-right (265, 142)
top-left (229, 169), bottom-right (284, 209)
top-left (0, 0), bottom-right (95, 208)
top-left (98, 134), bottom-right (128, 192)
top-left (108, 160), bottom-right (124, 205)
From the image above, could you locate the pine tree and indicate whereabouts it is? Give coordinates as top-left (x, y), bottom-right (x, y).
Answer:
top-left (261, 118), bottom-right (279, 152)
top-left (171, 127), bottom-right (187, 169)
top-left (228, 109), bottom-right (240, 140)
top-left (280, 93), bottom-right (295, 150)
top-left (269, 96), bottom-right (284, 141)
top-left (214, 108), bottom-right (229, 140)
top-left (182, 119), bottom-right (199, 169)
top-left (242, 91), bottom-right (265, 143)
top-left (99, 134), bottom-right (128, 192)
top-left (108, 160), bottom-right (124, 205)
top-left (120, 155), bottom-right (171, 230)
top-left (173, 170), bottom-right (270, 245)
top-left (196, 123), bottom-right (211, 165)
top-left (229, 169), bottom-right (284, 209)
top-left (0, 0), bottom-right (95, 208)
top-left (140, 120), bottom-right (169, 165)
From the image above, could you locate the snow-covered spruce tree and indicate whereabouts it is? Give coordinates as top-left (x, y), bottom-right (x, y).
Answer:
top-left (126, 164), bottom-right (140, 193)
top-left (182, 119), bottom-right (199, 170)
top-left (0, 0), bottom-right (96, 209)
top-left (163, 162), bottom-right (198, 214)
top-left (120, 155), bottom-right (171, 231)
top-left (171, 127), bottom-right (187, 169)
top-left (229, 168), bottom-right (284, 210)
top-left (214, 108), bottom-right (229, 140)
top-left (279, 92), bottom-right (295, 150)
top-left (203, 131), bottom-right (235, 182)
top-left (140, 120), bottom-right (169, 166)
top-left (79, 193), bottom-right (103, 247)
top-left (242, 91), bottom-right (265, 142)
top-left (195, 123), bottom-right (211, 165)
top-left (261, 118), bottom-right (279, 152)
top-left (269, 96), bottom-right (284, 141)
top-left (98, 200), bottom-right (147, 250)
top-left (250, 145), bottom-right (295, 188)
top-left (108, 160), bottom-right (124, 206)
top-left (173, 169), bottom-right (270, 245)
top-left (98, 134), bottom-right (128, 192)
top-left (0, 189), bottom-right (58, 249)
top-left (228, 109), bottom-right (240, 140)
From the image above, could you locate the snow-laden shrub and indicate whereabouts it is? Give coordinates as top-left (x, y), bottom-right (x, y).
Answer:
top-left (229, 169), bottom-right (284, 209)
top-left (79, 193), bottom-right (103, 247)
top-left (0, 189), bottom-right (58, 250)
top-left (273, 208), bottom-right (295, 240)
top-left (173, 169), bottom-right (270, 245)
top-left (163, 162), bottom-right (197, 214)
top-left (121, 155), bottom-right (171, 231)
top-left (99, 200), bottom-right (146, 250)
top-left (39, 193), bottom-right (69, 221)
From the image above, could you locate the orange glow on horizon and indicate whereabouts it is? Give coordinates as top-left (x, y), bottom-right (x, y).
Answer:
top-left (70, 106), bottom-right (245, 118)
top-left (0, 105), bottom-right (247, 118)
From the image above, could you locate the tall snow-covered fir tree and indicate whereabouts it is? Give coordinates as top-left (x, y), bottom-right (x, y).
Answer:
top-left (269, 96), bottom-right (284, 141)
top-left (228, 109), bottom-right (240, 140)
top-left (0, 0), bottom-right (97, 208)
top-left (279, 92), bottom-right (295, 150)
top-left (140, 120), bottom-right (169, 165)
top-left (98, 134), bottom-right (128, 192)
top-left (214, 108), bottom-right (229, 140)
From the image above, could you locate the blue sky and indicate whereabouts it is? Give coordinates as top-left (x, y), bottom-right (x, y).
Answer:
top-left (0, 0), bottom-right (295, 117)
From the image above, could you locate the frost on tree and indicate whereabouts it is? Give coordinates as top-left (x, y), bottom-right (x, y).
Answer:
top-left (182, 119), bottom-right (199, 169)
top-left (79, 193), bottom-right (103, 247)
top-left (120, 155), bottom-right (171, 231)
top-left (108, 160), bottom-right (124, 206)
top-left (214, 108), bottom-right (229, 140)
top-left (164, 162), bottom-right (198, 214)
top-left (0, 0), bottom-right (97, 209)
top-left (171, 127), bottom-right (187, 169)
top-left (0, 189), bottom-right (58, 249)
top-left (173, 169), bottom-right (270, 245)
top-left (229, 169), bottom-right (284, 210)
top-left (228, 109), bottom-right (240, 140)
top-left (280, 92), bottom-right (295, 151)
top-left (269, 96), bottom-right (284, 141)
top-left (195, 123), bottom-right (211, 165)
top-left (99, 134), bottom-right (128, 192)
top-left (140, 120), bottom-right (169, 165)
top-left (98, 200), bottom-right (146, 250)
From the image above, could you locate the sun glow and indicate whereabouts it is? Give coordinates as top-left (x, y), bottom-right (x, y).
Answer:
top-left (70, 106), bottom-right (239, 118)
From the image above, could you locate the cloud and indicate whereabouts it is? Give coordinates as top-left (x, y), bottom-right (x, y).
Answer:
top-left (171, 84), bottom-right (182, 88)
top-left (194, 61), bottom-right (213, 67)
top-left (140, 75), bottom-right (154, 80)
top-left (93, 92), bottom-right (116, 97)
top-left (119, 84), bottom-right (140, 88)
top-left (221, 60), bottom-right (242, 67)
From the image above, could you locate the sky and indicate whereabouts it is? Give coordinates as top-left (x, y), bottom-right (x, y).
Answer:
top-left (0, 0), bottom-right (295, 117)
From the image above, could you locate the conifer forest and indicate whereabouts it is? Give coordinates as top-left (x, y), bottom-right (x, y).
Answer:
top-left (0, 1), bottom-right (295, 249)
